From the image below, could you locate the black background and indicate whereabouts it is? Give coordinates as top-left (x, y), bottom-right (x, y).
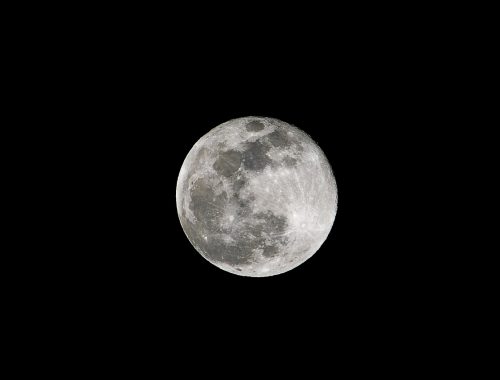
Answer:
top-left (32, 9), bottom-right (445, 356)
top-left (8, 4), bottom-right (477, 372)
top-left (75, 45), bottom-right (419, 330)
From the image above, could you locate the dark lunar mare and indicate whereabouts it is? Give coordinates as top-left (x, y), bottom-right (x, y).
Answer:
top-left (245, 126), bottom-right (304, 171)
top-left (187, 180), bottom-right (289, 266)
top-left (241, 140), bottom-right (272, 171)
top-left (186, 165), bottom-right (290, 267)
top-left (245, 120), bottom-right (265, 132)
top-left (182, 123), bottom-right (304, 269)
top-left (188, 178), bottom-right (227, 231)
top-left (212, 149), bottom-right (242, 177)
top-left (267, 129), bottom-right (292, 148)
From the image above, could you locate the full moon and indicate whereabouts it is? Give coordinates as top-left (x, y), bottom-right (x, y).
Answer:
top-left (176, 117), bottom-right (338, 277)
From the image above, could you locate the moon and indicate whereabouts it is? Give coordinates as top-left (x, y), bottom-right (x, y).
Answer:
top-left (176, 117), bottom-right (338, 277)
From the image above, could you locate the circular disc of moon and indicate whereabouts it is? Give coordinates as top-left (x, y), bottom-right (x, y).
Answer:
top-left (176, 117), bottom-right (338, 277)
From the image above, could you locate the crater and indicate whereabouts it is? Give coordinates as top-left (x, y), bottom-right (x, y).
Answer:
top-left (213, 150), bottom-right (242, 177)
top-left (246, 120), bottom-right (265, 132)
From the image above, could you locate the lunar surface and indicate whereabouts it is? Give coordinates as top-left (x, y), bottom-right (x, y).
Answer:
top-left (176, 117), bottom-right (338, 277)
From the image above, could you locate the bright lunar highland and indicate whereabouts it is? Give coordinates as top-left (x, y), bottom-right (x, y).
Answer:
top-left (176, 117), bottom-right (338, 277)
